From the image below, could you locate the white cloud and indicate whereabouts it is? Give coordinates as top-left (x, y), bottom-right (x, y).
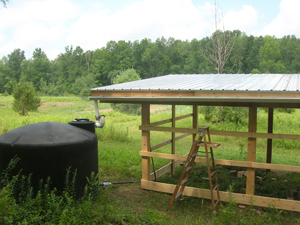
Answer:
top-left (44, 48), bottom-right (62, 60)
top-left (66, 0), bottom-right (213, 50)
top-left (0, 33), bottom-right (5, 43)
top-left (223, 5), bottom-right (258, 34)
top-left (2, 0), bottom-right (298, 61)
top-left (260, 0), bottom-right (300, 37)
top-left (0, 0), bottom-right (79, 59)
top-left (0, 0), bottom-right (79, 29)
top-left (0, 21), bottom-right (64, 59)
top-left (0, 42), bottom-right (24, 57)
top-left (14, 21), bottom-right (63, 45)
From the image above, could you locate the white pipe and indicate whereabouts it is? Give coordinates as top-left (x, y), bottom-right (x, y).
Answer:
top-left (94, 100), bottom-right (105, 128)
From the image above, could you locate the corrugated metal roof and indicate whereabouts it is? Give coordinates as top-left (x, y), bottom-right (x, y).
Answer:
top-left (91, 74), bottom-right (300, 92)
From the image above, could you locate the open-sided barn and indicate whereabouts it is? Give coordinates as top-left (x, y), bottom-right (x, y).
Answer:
top-left (90, 74), bottom-right (300, 212)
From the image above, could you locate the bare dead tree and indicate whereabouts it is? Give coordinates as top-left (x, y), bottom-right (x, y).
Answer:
top-left (85, 51), bottom-right (92, 74)
top-left (1, 0), bottom-right (9, 8)
top-left (201, 1), bottom-right (235, 74)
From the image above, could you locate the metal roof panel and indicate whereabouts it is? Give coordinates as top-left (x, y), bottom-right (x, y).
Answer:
top-left (91, 74), bottom-right (300, 92)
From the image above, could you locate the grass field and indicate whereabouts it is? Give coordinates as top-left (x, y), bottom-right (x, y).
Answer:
top-left (1, 95), bottom-right (300, 224)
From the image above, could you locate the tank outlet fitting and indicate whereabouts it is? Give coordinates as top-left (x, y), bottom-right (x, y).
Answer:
top-left (94, 100), bottom-right (105, 128)
top-left (100, 181), bottom-right (112, 187)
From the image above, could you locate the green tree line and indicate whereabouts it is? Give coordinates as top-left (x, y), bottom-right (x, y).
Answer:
top-left (1, 31), bottom-right (300, 96)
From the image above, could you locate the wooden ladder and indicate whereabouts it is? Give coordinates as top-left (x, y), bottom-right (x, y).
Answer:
top-left (167, 126), bottom-right (222, 211)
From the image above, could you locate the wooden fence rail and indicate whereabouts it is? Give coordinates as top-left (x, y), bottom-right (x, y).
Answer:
top-left (140, 151), bottom-right (300, 173)
top-left (140, 125), bottom-right (300, 141)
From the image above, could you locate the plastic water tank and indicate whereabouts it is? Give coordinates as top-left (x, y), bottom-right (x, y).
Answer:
top-left (0, 122), bottom-right (98, 197)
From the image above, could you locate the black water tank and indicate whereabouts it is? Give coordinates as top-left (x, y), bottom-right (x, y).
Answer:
top-left (68, 118), bottom-right (95, 133)
top-left (0, 122), bottom-right (98, 197)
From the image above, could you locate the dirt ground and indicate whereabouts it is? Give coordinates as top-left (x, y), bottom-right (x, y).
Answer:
top-left (40, 102), bottom-right (74, 107)
top-left (40, 102), bottom-right (167, 114)
top-left (150, 105), bottom-right (167, 113)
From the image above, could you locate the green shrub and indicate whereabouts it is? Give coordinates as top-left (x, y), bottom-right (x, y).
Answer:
top-left (0, 187), bottom-right (17, 224)
top-left (251, 68), bottom-right (261, 74)
top-left (111, 68), bottom-right (141, 115)
top-left (200, 106), bottom-right (248, 125)
top-left (111, 103), bottom-right (141, 115)
top-left (12, 81), bottom-right (41, 116)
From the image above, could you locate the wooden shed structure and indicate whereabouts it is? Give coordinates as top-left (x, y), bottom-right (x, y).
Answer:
top-left (90, 74), bottom-right (300, 212)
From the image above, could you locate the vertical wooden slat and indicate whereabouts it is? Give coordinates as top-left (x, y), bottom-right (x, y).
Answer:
top-left (193, 105), bottom-right (198, 141)
top-left (266, 108), bottom-right (274, 172)
top-left (171, 105), bottom-right (176, 176)
top-left (142, 103), bottom-right (151, 181)
top-left (246, 105), bottom-right (257, 195)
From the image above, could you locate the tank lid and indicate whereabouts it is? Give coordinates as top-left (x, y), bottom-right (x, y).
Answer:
top-left (69, 118), bottom-right (95, 124)
top-left (74, 118), bottom-right (90, 122)
top-left (0, 122), bottom-right (96, 147)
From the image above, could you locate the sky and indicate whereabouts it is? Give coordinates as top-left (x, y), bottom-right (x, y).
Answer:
top-left (0, 0), bottom-right (300, 60)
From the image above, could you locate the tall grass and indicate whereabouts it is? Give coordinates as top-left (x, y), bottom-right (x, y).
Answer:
top-left (1, 97), bottom-right (300, 174)
top-left (0, 96), bottom-right (111, 134)
top-left (1, 96), bottom-right (300, 224)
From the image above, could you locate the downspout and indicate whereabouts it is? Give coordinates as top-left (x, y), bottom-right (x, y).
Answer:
top-left (94, 100), bottom-right (105, 128)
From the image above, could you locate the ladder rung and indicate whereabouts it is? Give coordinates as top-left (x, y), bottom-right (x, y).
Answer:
top-left (175, 191), bottom-right (183, 200)
top-left (198, 151), bottom-right (208, 154)
top-left (181, 179), bottom-right (188, 186)
top-left (197, 142), bottom-right (220, 148)
top-left (191, 154), bottom-right (207, 158)
top-left (198, 126), bottom-right (209, 131)
top-left (168, 126), bottom-right (221, 212)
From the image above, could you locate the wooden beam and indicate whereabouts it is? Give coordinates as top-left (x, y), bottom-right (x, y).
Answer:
top-left (140, 125), bottom-right (197, 134)
top-left (151, 139), bottom-right (171, 151)
top-left (140, 151), bottom-right (201, 161)
top-left (171, 105), bottom-right (176, 176)
top-left (193, 105), bottom-right (198, 141)
top-left (151, 133), bottom-right (190, 151)
top-left (139, 125), bottom-right (300, 140)
top-left (246, 105), bottom-right (257, 195)
top-left (250, 162), bottom-right (300, 172)
top-left (175, 133), bottom-right (191, 141)
top-left (139, 151), bottom-right (300, 172)
top-left (175, 113), bottom-right (193, 121)
top-left (95, 99), bottom-right (300, 108)
top-left (91, 89), bottom-right (300, 99)
top-left (150, 155), bottom-right (186, 180)
top-left (267, 108), bottom-right (274, 172)
top-left (141, 180), bottom-right (300, 212)
top-left (210, 130), bottom-right (300, 140)
top-left (150, 113), bottom-right (193, 127)
top-left (150, 118), bottom-right (172, 127)
top-left (197, 102), bottom-right (300, 108)
top-left (141, 104), bottom-right (151, 181)
top-left (140, 151), bottom-right (249, 166)
top-left (150, 163), bottom-right (172, 181)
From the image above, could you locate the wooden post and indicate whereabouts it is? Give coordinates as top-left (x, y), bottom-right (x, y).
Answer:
top-left (246, 105), bottom-right (257, 195)
top-left (193, 105), bottom-right (198, 141)
top-left (171, 105), bottom-right (176, 176)
top-left (141, 103), bottom-right (151, 181)
top-left (266, 108), bottom-right (273, 172)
